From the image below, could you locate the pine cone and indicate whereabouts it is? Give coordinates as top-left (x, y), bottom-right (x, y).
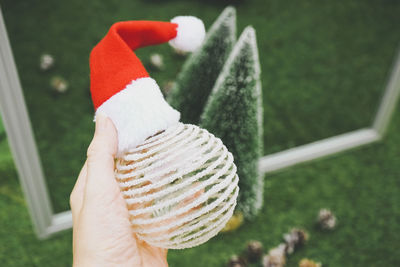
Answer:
top-left (317, 209), bottom-right (337, 230)
top-left (162, 80), bottom-right (175, 95)
top-left (50, 76), bottom-right (68, 93)
top-left (227, 254), bottom-right (247, 267)
top-left (299, 258), bottom-right (322, 267)
top-left (149, 53), bottom-right (164, 70)
top-left (247, 240), bottom-right (263, 263)
top-left (283, 228), bottom-right (308, 254)
top-left (262, 243), bottom-right (286, 267)
top-left (40, 53), bottom-right (54, 71)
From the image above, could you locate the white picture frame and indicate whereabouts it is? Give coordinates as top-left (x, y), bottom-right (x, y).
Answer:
top-left (0, 7), bottom-right (399, 238)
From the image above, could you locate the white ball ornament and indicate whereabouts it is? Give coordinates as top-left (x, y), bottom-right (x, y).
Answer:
top-left (115, 123), bottom-right (239, 249)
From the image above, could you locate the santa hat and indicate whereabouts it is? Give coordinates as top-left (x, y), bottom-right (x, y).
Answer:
top-left (90, 16), bottom-right (206, 155)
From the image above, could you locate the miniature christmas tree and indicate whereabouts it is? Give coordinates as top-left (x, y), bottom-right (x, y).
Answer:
top-left (200, 26), bottom-right (263, 219)
top-left (168, 6), bottom-right (236, 124)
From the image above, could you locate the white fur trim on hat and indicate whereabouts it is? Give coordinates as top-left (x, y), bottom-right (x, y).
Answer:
top-left (96, 77), bottom-right (180, 156)
top-left (169, 16), bottom-right (206, 52)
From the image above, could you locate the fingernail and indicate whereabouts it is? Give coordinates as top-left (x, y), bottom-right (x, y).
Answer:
top-left (95, 112), bottom-right (107, 132)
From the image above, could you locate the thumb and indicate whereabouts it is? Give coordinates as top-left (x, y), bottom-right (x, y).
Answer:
top-left (85, 113), bottom-right (119, 201)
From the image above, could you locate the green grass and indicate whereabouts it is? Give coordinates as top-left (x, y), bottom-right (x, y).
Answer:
top-left (1, 108), bottom-right (399, 266)
top-left (0, 0), bottom-right (399, 266)
top-left (0, 117), bottom-right (5, 142)
top-left (1, 0), bottom-right (399, 213)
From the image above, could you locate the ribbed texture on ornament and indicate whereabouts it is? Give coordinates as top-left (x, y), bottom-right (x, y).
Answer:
top-left (115, 123), bottom-right (239, 249)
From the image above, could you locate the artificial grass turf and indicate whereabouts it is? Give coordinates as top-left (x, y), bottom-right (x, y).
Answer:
top-left (0, 0), bottom-right (399, 265)
top-left (0, 117), bottom-right (5, 141)
top-left (1, 104), bottom-right (399, 266)
top-left (1, 0), bottom-right (399, 213)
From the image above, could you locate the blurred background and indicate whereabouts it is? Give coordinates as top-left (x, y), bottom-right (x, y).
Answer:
top-left (0, 0), bottom-right (399, 266)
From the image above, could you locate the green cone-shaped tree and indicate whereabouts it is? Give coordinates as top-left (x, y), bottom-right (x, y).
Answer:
top-left (200, 26), bottom-right (263, 219)
top-left (168, 6), bottom-right (236, 124)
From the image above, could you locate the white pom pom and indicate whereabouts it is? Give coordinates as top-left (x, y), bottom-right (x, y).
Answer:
top-left (169, 16), bottom-right (206, 53)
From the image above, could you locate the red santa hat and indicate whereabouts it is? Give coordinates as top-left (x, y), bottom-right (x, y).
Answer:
top-left (90, 16), bottom-right (205, 155)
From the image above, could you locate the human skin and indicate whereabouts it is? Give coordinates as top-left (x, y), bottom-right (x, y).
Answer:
top-left (70, 113), bottom-right (168, 267)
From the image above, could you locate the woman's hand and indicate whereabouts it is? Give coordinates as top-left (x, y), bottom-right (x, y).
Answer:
top-left (70, 113), bottom-right (168, 267)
